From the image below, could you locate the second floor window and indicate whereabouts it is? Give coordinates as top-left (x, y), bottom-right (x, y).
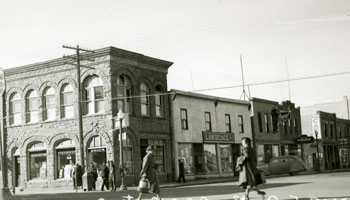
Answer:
top-left (225, 114), bottom-right (231, 133)
top-left (61, 84), bottom-right (74, 118)
top-left (84, 76), bottom-right (104, 115)
top-left (140, 82), bottom-right (149, 116)
top-left (257, 112), bottom-right (263, 132)
top-left (264, 113), bottom-right (269, 132)
top-left (180, 109), bottom-right (188, 130)
top-left (26, 90), bottom-right (38, 123)
top-left (205, 112), bottom-right (212, 131)
top-left (9, 92), bottom-right (21, 125)
top-left (117, 75), bottom-right (132, 113)
top-left (43, 87), bottom-right (56, 121)
top-left (238, 115), bottom-right (244, 133)
top-left (155, 85), bottom-right (163, 117)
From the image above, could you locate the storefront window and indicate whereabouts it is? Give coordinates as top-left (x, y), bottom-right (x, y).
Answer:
top-left (178, 144), bottom-right (194, 174)
top-left (122, 135), bottom-right (133, 175)
top-left (88, 136), bottom-right (107, 170)
top-left (203, 144), bottom-right (218, 173)
top-left (141, 139), bottom-right (165, 173)
top-left (257, 145), bottom-right (264, 166)
top-left (56, 140), bottom-right (76, 179)
top-left (219, 144), bottom-right (233, 173)
top-left (28, 142), bottom-right (47, 180)
top-left (272, 145), bottom-right (279, 158)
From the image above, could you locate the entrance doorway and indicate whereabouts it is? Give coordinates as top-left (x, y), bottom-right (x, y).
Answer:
top-left (12, 148), bottom-right (21, 187)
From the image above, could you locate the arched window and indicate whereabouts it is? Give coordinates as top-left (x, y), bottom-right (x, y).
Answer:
top-left (43, 87), bottom-right (56, 121)
top-left (55, 139), bottom-right (75, 179)
top-left (117, 75), bottom-right (132, 113)
top-left (155, 85), bottom-right (163, 117)
top-left (122, 135), bottom-right (133, 175)
top-left (140, 82), bottom-right (149, 116)
top-left (9, 92), bottom-right (21, 125)
top-left (88, 136), bottom-right (106, 169)
top-left (28, 142), bottom-right (47, 179)
top-left (60, 84), bottom-right (74, 118)
top-left (84, 76), bottom-right (104, 115)
top-left (26, 90), bottom-right (38, 123)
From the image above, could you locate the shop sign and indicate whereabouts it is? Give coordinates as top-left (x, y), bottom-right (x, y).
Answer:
top-left (89, 148), bottom-right (106, 153)
top-left (0, 68), bottom-right (5, 96)
top-left (202, 132), bottom-right (234, 143)
top-left (311, 115), bottom-right (321, 139)
top-left (57, 150), bottom-right (75, 155)
top-left (140, 133), bottom-right (169, 139)
top-left (295, 135), bottom-right (314, 143)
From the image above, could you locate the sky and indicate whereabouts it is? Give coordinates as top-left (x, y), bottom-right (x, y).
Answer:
top-left (1, 0), bottom-right (350, 107)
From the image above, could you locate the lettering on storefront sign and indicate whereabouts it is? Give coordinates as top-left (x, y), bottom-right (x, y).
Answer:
top-left (0, 68), bottom-right (5, 96)
top-left (295, 135), bottom-right (314, 144)
top-left (202, 132), bottom-right (234, 143)
top-left (140, 133), bottom-right (169, 139)
top-left (89, 148), bottom-right (106, 153)
top-left (311, 115), bottom-right (321, 139)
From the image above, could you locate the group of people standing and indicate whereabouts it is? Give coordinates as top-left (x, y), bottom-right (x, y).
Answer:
top-left (69, 139), bottom-right (264, 200)
top-left (86, 160), bottom-right (117, 191)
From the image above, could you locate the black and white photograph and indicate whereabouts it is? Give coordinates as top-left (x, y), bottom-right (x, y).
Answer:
top-left (0, 0), bottom-right (350, 200)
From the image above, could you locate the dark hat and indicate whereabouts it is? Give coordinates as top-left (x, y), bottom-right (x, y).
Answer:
top-left (146, 145), bottom-right (155, 150)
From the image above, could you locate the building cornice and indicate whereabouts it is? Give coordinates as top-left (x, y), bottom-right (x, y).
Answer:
top-left (4, 46), bottom-right (173, 76)
top-left (170, 89), bottom-right (250, 106)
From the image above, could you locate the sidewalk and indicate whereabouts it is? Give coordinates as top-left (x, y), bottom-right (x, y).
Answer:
top-left (12, 168), bottom-right (350, 195)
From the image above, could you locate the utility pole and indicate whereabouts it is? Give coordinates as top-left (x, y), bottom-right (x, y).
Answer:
top-left (62, 45), bottom-right (95, 171)
top-left (239, 55), bottom-right (249, 101)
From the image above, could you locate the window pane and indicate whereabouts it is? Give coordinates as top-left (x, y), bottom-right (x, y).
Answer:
top-left (123, 147), bottom-right (133, 175)
top-left (141, 104), bottom-right (148, 115)
top-left (14, 113), bottom-right (21, 125)
top-left (154, 146), bottom-right (165, 173)
top-left (204, 144), bottom-right (218, 173)
top-left (57, 149), bottom-right (75, 179)
top-left (45, 95), bottom-right (55, 108)
top-left (178, 144), bottom-right (194, 174)
top-left (95, 100), bottom-right (104, 113)
top-left (64, 105), bottom-right (74, 118)
top-left (30, 152), bottom-right (47, 179)
top-left (13, 101), bottom-right (21, 113)
top-left (94, 86), bottom-right (103, 100)
top-left (220, 144), bottom-right (233, 173)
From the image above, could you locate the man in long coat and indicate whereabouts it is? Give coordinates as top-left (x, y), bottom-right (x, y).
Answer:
top-left (136, 145), bottom-right (161, 200)
top-left (100, 161), bottom-right (109, 191)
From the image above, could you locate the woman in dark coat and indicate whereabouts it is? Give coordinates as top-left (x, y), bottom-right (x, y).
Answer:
top-left (237, 137), bottom-right (265, 200)
top-left (136, 145), bottom-right (161, 200)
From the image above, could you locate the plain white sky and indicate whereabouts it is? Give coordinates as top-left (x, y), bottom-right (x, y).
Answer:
top-left (1, 0), bottom-right (350, 107)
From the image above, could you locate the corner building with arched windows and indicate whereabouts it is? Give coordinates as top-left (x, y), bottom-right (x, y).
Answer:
top-left (2, 46), bottom-right (173, 190)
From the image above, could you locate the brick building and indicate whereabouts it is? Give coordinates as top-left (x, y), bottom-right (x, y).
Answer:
top-left (169, 90), bottom-right (252, 180)
top-left (1, 46), bottom-right (173, 190)
top-left (301, 111), bottom-right (350, 171)
top-left (250, 98), bottom-right (302, 166)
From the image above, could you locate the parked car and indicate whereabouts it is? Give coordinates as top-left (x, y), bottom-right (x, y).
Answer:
top-left (258, 156), bottom-right (306, 176)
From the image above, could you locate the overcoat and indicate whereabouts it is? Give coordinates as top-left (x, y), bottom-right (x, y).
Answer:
top-left (237, 146), bottom-right (257, 189)
top-left (140, 153), bottom-right (160, 194)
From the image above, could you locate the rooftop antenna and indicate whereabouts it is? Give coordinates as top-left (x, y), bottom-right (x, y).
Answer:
top-left (239, 55), bottom-right (249, 100)
top-left (285, 58), bottom-right (291, 101)
top-left (190, 69), bottom-right (195, 91)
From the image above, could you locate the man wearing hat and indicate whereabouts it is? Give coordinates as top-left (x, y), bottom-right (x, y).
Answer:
top-left (136, 145), bottom-right (161, 200)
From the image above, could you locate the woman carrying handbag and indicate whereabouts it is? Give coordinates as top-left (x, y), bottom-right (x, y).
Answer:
top-left (236, 137), bottom-right (266, 200)
top-left (136, 145), bottom-right (161, 200)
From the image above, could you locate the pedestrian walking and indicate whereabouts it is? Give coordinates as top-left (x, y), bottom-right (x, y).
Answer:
top-left (177, 158), bottom-right (186, 183)
top-left (108, 160), bottom-right (117, 191)
top-left (87, 163), bottom-right (98, 191)
top-left (236, 137), bottom-right (265, 200)
top-left (136, 145), bottom-right (161, 200)
top-left (100, 161), bottom-right (109, 191)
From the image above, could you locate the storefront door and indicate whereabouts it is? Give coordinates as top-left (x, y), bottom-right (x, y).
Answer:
top-left (14, 156), bottom-right (20, 187)
top-left (193, 144), bottom-right (204, 174)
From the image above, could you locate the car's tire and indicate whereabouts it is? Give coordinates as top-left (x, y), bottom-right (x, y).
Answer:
top-left (289, 172), bottom-right (299, 176)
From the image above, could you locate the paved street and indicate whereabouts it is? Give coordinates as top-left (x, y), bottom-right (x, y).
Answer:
top-left (8, 172), bottom-right (350, 200)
